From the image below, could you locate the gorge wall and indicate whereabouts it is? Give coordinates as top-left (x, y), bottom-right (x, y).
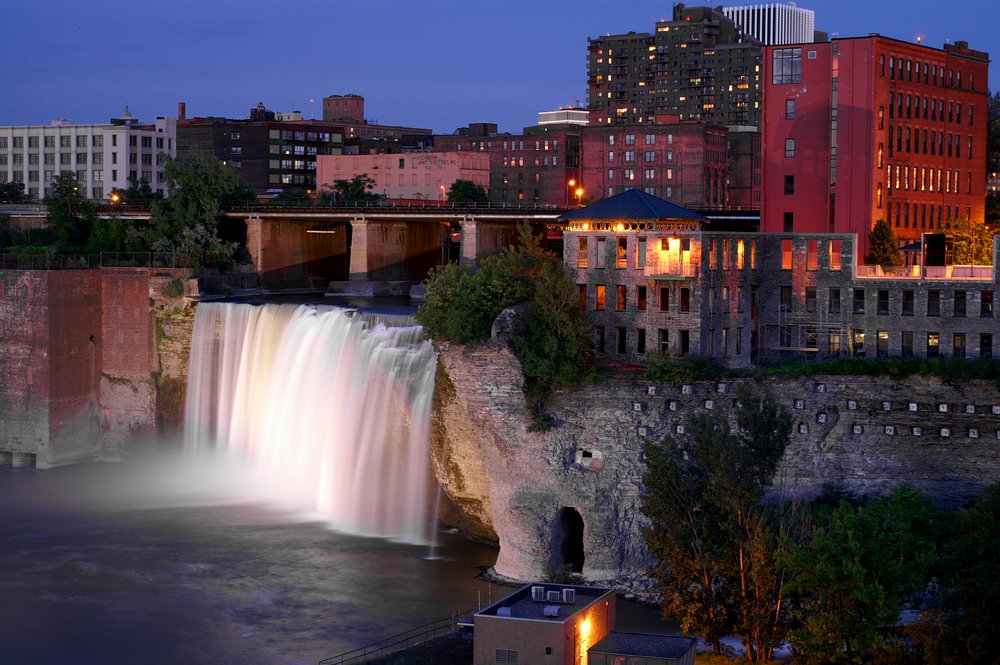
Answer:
top-left (433, 340), bottom-right (1000, 582)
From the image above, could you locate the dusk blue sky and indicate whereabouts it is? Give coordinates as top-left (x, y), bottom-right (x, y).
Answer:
top-left (2, 0), bottom-right (997, 134)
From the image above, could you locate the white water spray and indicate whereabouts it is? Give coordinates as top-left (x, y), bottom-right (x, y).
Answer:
top-left (184, 303), bottom-right (438, 544)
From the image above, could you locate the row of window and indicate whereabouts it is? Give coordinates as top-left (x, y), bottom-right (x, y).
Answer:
top-left (607, 167), bottom-right (673, 181)
top-left (887, 202), bottom-right (969, 229)
top-left (501, 156), bottom-right (558, 167)
top-left (826, 330), bottom-right (991, 360)
top-left (784, 286), bottom-right (994, 318)
top-left (1, 169), bottom-right (157, 186)
top-left (886, 126), bottom-right (973, 160)
top-left (885, 95), bottom-right (973, 126)
top-left (584, 283), bottom-right (697, 314)
top-left (0, 134), bottom-right (167, 150)
top-left (607, 150), bottom-right (675, 163)
top-left (885, 164), bottom-right (973, 195)
top-left (881, 54), bottom-right (972, 91)
top-left (593, 325), bottom-right (695, 357)
top-left (0, 150), bottom-right (157, 167)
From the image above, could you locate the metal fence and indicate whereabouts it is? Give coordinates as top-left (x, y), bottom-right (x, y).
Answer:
top-left (0, 252), bottom-right (185, 270)
top-left (317, 609), bottom-right (475, 665)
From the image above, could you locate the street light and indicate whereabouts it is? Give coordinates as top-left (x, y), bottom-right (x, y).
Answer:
top-left (566, 178), bottom-right (577, 207)
top-left (575, 186), bottom-right (584, 206)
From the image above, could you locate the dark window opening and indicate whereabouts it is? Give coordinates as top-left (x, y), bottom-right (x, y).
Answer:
top-left (552, 507), bottom-right (585, 574)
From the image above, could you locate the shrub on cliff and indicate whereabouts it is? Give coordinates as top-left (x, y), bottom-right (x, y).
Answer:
top-left (416, 222), bottom-right (591, 402)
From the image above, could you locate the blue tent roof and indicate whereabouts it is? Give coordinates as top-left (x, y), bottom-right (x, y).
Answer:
top-left (559, 188), bottom-right (706, 222)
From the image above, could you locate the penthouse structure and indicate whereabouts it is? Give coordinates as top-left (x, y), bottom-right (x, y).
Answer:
top-left (761, 36), bottom-right (990, 258)
top-left (722, 3), bottom-right (818, 45)
top-left (0, 107), bottom-right (177, 200)
top-left (321, 93), bottom-right (432, 141)
top-left (563, 189), bottom-right (998, 367)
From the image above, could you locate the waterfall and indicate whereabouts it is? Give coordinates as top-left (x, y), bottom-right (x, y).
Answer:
top-left (184, 302), bottom-right (438, 544)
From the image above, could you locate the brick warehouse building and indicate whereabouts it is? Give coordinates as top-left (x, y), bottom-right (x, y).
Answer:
top-left (435, 119), bottom-right (581, 206)
top-left (563, 189), bottom-right (999, 368)
top-left (580, 116), bottom-right (735, 208)
top-left (761, 36), bottom-right (990, 258)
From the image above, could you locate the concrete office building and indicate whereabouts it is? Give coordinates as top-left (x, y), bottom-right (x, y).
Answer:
top-left (0, 107), bottom-right (177, 200)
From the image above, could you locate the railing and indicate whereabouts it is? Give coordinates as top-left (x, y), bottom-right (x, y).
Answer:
top-left (231, 200), bottom-right (566, 213)
top-left (318, 609), bottom-right (475, 665)
top-left (855, 264), bottom-right (993, 280)
top-left (0, 252), bottom-right (186, 270)
top-left (643, 259), bottom-right (698, 278)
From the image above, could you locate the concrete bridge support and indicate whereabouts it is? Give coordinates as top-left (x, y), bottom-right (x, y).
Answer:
top-left (0, 451), bottom-right (12, 466)
top-left (11, 452), bottom-right (36, 468)
top-left (246, 215), bottom-right (348, 287)
top-left (348, 218), bottom-right (442, 282)
top-left (459, 218), bottom-right (520, 268)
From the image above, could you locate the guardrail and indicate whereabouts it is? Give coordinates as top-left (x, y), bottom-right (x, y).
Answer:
top-left (0, 252), bottom-right (185, 270)
top-left (318, 609), bottom-right (475, 665)
top-left (855, 264), bottom-right (993, 280)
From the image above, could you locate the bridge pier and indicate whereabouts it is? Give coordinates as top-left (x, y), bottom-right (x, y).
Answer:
top-left (348, 218), bottom-right (442, 282)
top-left (246, 214), bottom-right (348, 287)
top-left (459, 217), bottom-right (521, 268)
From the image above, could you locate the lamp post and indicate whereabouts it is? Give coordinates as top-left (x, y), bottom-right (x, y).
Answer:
top-left (566, 178), bottom-right (576, 207)
top-left (575, 186), bottom-right (584, 207)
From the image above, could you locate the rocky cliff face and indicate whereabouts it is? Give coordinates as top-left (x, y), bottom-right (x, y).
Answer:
top-left (433, 342), bottom-right (1000, 582)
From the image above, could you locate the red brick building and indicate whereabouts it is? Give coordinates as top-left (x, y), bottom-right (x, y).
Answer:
top-left (435, 124), bottom-right (581, 206)
top-left (762, 36), bottom-right (989, 257)
top-left (580, 116), bottom-right (731, 209)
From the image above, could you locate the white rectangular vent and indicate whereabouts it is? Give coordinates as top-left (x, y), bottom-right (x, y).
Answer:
top-left (531, 586), bottom-right (545, 601)
top-left (497, 607), bottom-right (512, 617)
top-left (546, 591), bottom-right (561, 602)
top-left (561, 588), bottom-right (576, 603)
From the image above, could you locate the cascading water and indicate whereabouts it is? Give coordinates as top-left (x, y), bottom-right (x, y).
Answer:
top-left (184, 302), bottom-right (438, 544)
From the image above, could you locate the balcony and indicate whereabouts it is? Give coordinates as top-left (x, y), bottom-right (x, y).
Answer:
top-left (644, 257), bottom-right (698, 279)
top-left (855, 264), bottom-right (993, 280)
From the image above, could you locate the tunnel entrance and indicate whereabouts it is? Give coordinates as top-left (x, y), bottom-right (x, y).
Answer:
top-left (552, 507), bottom-right (585, 574)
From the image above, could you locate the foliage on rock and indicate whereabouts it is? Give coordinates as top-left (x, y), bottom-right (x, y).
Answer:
top-left (416, 222), bottom-right (591, 403)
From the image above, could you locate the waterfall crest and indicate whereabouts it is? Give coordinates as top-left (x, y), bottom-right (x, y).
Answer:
top-left (185, 302), bottom-right (438, 543)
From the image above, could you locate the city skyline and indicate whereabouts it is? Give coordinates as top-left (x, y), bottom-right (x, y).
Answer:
top-left (1, 0), bottom-right (998, 134)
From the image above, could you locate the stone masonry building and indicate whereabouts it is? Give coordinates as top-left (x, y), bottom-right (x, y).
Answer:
top-left (562, 189), bottom-right (998, 367)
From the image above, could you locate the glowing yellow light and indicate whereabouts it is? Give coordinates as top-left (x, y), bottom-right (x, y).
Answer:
top-left (582, 223), bottom-right (589, 230)
top-left (568, 178), bottom-right (576, 187)
top-left (575, 187), bottom-right (584, 197)
top-left (615, 223), bottom-right (624, 232)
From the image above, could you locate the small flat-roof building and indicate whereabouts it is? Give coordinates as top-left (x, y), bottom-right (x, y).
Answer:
top-left (588, 632), bottom-right (696, 665)
top-left (474, 583), bottom-right (615, 665)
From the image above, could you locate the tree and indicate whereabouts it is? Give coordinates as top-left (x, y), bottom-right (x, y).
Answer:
top-left (416, 222), bottom-right (590, 403)
top-left (112, 176), bottom-right (162, 204)
top-left (641, 388), bottom-right (796, 660)
top-left (784, 484), bottom-right (941, 664)
top-left (0, 181), bottom-right (25, 202)
top-left (867, 219), bottom-right (903, 272)
top-left (44, 173), bottom-right (95, 249)
top-left (945, 217), bottom-right (993, 265)
top-left (267, 189), bottom-right (313, 206)
top-left (128, 152), bottom-right (255, 268)
top-left (323, 173), bottom-right (380, 203)
top-left (987, 90), bottom-right (1000, 179)
top-left (447, 179), bottom-right (488, 203)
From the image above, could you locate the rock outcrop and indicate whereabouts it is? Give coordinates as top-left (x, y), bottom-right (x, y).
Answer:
top-left (433, 341), bottom-right (1000, 582)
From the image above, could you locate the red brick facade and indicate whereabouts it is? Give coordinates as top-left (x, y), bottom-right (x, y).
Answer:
top-left (762, 36), bottom-right (989, 256)
top-left (580, 118), bottom-right (730, 208)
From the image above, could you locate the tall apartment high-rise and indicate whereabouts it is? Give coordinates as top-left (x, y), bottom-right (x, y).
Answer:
top-left (761, 36), bottom-right (989, 257)
top-left (722, 3), bottom-right (818, 45)
top-left (0, 106), bottom-right (177, 200)
top-left (588, 4), bottom-right (763, 128)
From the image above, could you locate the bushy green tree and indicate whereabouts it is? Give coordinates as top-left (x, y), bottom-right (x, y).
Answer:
top-left (0, 181), bottom-right (25, 201)
top-left (784, 484), bottom-right (941, 664)
top-left (44, 173), bottom-right (95, 249)
top-left (641, 388), bottom-right (796, 660)
top-left (867, 219), bottom-right (903, 271)
top-left (128, 152), bottom-right (254, 268)
top-left (447, 179), bottom-right (488, 203)
top-left (416, 222), bottom-right (590, 402)
top-left (321, 174), bottom-right (380, 203)
top-left (945, 217), bottom-right (993, 265)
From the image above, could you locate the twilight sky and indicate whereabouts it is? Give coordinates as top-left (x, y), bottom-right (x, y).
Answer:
top-left (1, 0), bottom-right (997, 134)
